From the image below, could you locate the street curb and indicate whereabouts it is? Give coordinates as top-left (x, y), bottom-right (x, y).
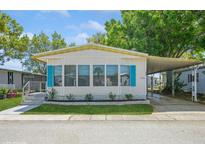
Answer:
top-left (1, 114), bottom-right (205, 121)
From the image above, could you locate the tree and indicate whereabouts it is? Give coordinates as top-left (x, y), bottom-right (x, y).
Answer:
top-left (0, 12), bottom-right (29, 64)
top-left (23, 32), bottom-right (67, 74)
top-left (51, 31), bottom-right (67, 50)
top-left (68, 42), bottom-right (76, 47)
top-left (87, 32), bottom-right (107, 44)
top-left (88, 11), bottom-right (205, 94)
top-left (89, 11), bottom-right (205, 59)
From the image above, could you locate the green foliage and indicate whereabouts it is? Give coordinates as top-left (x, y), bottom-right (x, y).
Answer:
top-left (23, 31), bottom-right (67, 74)
top-left (48, 88), bottom-right (57, 100)
top-left (162, 72), bottom-right (186, 94)
top-left (51, 31), bottom-right (67, 50)
top-left (85, 93), bottom-right (93, 101)
top-left (66, 94), bottom-right (75, 101)
top-left (0, 12), bottom-right (29, 64)
top-left (68, 42), bottom-right (76, 47)
top-left (87, 33), bottom-right (107, 44)
top-left (108, 92), bottom-right (116, 101)
top-left (0, 88), bottom-right (9, 95)
top-left (88, 11), bottom-right (205, 59)
top-left (124, 94), bottom-right (133, 100)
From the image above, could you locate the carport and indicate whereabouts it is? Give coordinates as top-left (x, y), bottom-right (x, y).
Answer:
top-left (147, 55), bottom-right (202, 102)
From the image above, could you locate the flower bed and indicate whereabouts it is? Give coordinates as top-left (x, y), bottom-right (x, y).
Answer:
top-left (0, 88), bottom-right (22, 100)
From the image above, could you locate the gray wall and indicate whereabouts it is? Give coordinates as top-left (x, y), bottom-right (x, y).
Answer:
top-left (0, 70), bottom-right (8, 85)
top-left (13, 72), bottom-right (22, 89)
top-left (0, 70), bottom-right (46, 89)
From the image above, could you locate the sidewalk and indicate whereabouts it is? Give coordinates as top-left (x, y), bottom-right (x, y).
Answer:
top-left (1, 112), bottom-right (205, 121)
top-left (0, 104), bottom-right (41, 115)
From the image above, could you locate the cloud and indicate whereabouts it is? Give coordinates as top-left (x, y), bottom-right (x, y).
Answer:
top-left (40, 10), bottom-right (70, 18)
top-left (21, 32), bottom-right (34, 40)
top-left (81, 20), bottom-right (105, 32)
top-left (66, 20), bottom-right (105, 33)
top-left (66, 33), bottom-right (89, 45)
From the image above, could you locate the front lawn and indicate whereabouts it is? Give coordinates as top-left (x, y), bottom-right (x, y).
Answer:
top-left (23, 104), bottom-right (153, 115)
top-left (0, 97), bottom-right (22, 111)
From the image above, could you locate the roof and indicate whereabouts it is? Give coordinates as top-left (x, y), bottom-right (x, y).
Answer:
top-left (147, 56), bottom-right (202, 74)
top-left (0, 68), bottom-right (46, 76)
top-left (174, 63), bottom-right (205, 73)
top-left (32, 43), bottom-right (148, 62)
top-left (32, 43), bottom-right (202, 74)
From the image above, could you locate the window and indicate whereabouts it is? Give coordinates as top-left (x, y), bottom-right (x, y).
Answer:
top-left (93, 65), bottom-right (105, 86)
top-left (106, 65), bottom-right (118, 86)
top-left (78, 65), bottom-right (90, 86)
top-left (54, 65), bottom-right (62, 86)
top-left (188, 74), bottom-right (191, 83)
top-left (188, 73), bottom-right (199, 83)
top-left (120, 65), bottom-right (130, 86)
top-left (8, 72), bottom-right (14, 84)
top-left (64, 65), bottom-right (76, 86)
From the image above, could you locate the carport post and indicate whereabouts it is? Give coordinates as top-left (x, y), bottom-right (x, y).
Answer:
top-left (192, 66), bottom-right (198, 102)
top-left (151, 74), bottom-right (154, 97)
top-left (159, 73), bottom-right (162, 93)
top-left (172, 71), bottom-right (175, 97)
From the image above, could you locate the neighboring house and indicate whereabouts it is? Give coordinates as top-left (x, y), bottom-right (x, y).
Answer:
top-left (147, 76), bottom-right (159, 90)
top-left (0, 68), bottom-right (46, 90)
top-left (32, 43), bottom-right (200, 101)
top-left (178, 65), bottom-right (205, 94)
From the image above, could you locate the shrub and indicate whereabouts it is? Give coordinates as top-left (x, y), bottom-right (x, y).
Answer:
top-left (125, 94), bottom-right (133, 100)
top-left (16, 89), bottom-right (23, 92)
top-left (0, 88), bottom-right (9, 95)
top-left (66, 94), bottom-right (75, 101)
top-left (109, 92), bottom-right (116, 101)
top-left (48, 88), bottom-right (57, 100)
top-left (7, 90), bottom-right (17, 98)
top-left (85, 93), bottom-right (93, 101)
top-left (16, 93), bottom-right (22, 97)
top-left (0, 90), bottom-right (4, 99)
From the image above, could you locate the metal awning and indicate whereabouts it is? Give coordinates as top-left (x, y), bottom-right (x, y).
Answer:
top-left (147, 56), bottom-right (202, 74)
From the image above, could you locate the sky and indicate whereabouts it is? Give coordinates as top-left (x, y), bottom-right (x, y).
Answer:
top-left (1, 10), bottom-right (121, 71)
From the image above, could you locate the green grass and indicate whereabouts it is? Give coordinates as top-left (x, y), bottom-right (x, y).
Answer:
top-left (0, 97), bottom-right (22, 111)
top-left (23, 104), bottom-right (153, 115)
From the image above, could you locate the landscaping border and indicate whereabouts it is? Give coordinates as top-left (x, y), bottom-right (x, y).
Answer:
top-left (44, 100), bottom-right (150, 105)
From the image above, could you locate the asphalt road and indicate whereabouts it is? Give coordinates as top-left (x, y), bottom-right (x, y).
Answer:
top-left (0, 120), bottom-right (205, 144)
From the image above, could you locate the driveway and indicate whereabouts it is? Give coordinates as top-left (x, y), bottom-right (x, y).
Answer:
top-left (150, 93), bottom-right (205, 113)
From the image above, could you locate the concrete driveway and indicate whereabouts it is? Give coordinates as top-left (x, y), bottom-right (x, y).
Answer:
top-left (150, 93), bottom-right (205, 113)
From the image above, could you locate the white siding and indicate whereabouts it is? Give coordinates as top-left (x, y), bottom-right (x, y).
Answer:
top-left (179, 67), bottom-right (205, 94)
top-left (46, 49), bottom-right (147, 99)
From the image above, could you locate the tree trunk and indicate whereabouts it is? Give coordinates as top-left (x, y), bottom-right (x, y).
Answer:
top-left (164, 70), bottom-right (173, 94)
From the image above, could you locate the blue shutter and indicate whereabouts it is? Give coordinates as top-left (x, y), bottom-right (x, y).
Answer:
top-left (47, 65), bottom-right (54, 87)
top-left (130, 65), bottom-right (136, 87)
